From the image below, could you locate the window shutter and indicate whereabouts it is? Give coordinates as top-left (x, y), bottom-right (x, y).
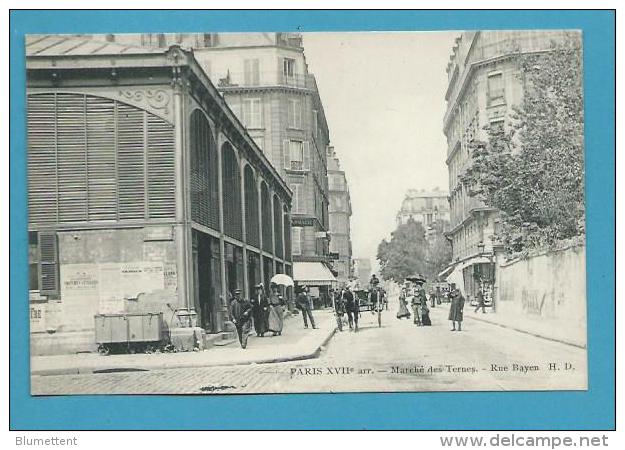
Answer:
top-left (303, 141), bottom-right (310, 170)
top-left (147, 114), bottom-right (175, 218)
top-left (28, 93), bottom-right (58, 224)
top-left (283, 140), bottom-right (291, 169)
top-left (117, 103), bottom-right (146, 220)
top-left (56, 93), bottom-right (88, 222)
top-left (38, 231), bottom-right (59, 296)
top-left (86, 95), bottom-right (117, 221)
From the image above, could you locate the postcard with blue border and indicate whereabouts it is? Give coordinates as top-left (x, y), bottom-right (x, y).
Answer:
top-left (9, 9), bottom-right (615, 430)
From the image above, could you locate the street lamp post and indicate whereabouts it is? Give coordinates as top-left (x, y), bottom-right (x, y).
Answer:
top-left (476, 240), bottom-right (496, 312)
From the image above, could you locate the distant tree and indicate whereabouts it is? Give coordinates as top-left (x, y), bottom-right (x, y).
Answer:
top-left (464, 36), bottom-right (584, 253)
top-left (425, 221), bottom-right (453, 278)
top-left (377, 218), bottom-right (428, 284)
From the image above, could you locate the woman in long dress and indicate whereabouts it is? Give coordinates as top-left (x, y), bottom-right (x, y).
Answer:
top-left (421, 298), bottom-right (432, 326)
top-left (267, 284), bottom-right (285, 336)
top-left (396, 287), bottom-right (411, 319)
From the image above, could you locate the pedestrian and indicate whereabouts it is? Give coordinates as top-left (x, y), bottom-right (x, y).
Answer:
top-left (421, 297), bottom-right (432, 326)
top-left (429, 289), bottom-right (436, 308)
top-left (343, 285), bottom-right (359, 332)
top-left (474, 288), bottom-right (487, 314)
top-left (448, 284), bottom-right (465, 331)
top-left (396, 286), bottom-right (411, 319)
top-left (411, 285), bottom-right (422, 326)
top-left (267, 283), bottom-right (285, 336)
top-left (228, 288), bottom-right (253, 349)
top-left (334, 287), bottom-right (346, 331)
top-left (296, 285), bottom-right (316, 329)
top-left (435, 286), bottom-right (442, 305)
top-left (251, 283), bottom-right (269, 337)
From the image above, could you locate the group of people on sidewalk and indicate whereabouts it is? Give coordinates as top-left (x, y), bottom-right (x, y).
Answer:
top-left (397, 280), bottom-right (466, 331)
top-left (227, 283), bottom-right (286, 349)
top-left (397, 282), bottom-right (432, 326)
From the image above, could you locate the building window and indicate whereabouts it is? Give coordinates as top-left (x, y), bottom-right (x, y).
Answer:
top-left (242, 98), bottom-right (262, 129)
top-left (289, 140), bottom-right (304, 170)
top-left (29, 231), bottom-right (39, 291)
top-left (244, 58), bottom-right (260, 86)
top-left (292, 227), bottom-right (303, 255)
top-left (29, 231), bottom-right (59, 296)
top-left (487, 72), bottom-right (505, 106)
top-left (283, 58), bottom-right (295, 79)
top-left (287, 98), bottom-right (302, 129)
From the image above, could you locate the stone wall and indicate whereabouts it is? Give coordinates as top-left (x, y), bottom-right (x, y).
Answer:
top-left (496, 244), bottom-right (586, 342)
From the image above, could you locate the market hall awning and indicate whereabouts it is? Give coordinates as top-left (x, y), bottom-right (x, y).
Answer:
top-left (293, 262), bottom-right (337, 286)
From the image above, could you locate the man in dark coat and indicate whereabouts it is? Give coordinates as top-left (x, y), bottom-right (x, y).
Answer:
top-left (448, 284), bottom-right (465, 331)
top-left (228, 289), bottom-right (253, 349)
top-left (251, 284), bottom-right (269, 337)
top-left (342, 285), bottom-right (359, 332)
top-left (435, 286), bottom-right (442, 305)
top-left (296, 285), bottom-right (316, 329)
top-left (411, 284), bottom-right (425, 325)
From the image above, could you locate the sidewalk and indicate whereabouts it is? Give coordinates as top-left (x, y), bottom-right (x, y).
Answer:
top-left (31, 310), bottom-right (337, 376)
top-left (438, 302), bottom-right (586, 348)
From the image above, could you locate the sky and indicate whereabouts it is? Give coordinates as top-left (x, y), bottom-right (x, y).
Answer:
top-left (302, 32), bottom-right (458, 265)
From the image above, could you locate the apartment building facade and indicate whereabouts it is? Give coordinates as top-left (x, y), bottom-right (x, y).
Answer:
top-left (327, 146), bottom-right (353, 286)
top-left (109, 32), bottom-right (336, 293)
top-left (442, 30), bottom-right (576, 302)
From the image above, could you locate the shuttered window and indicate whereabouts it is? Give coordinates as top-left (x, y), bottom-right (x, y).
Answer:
top-left (244, 166), bottom-right (260, 248)
top-left (147, 114), bottom-right (176, 218)
top-left (190, 110), bottom-right (219, 228)
top-left (283, 206), bottom-right (291, 259)
top-left (86, 96), bottom-right (117, 221)
top-left (117, 103), bottom-right (145, 220)
top-left (38, 231), bottom-right (59, 296)
top-left (273, 195), bottom-right (283, 258)
top-left (27, 93), bottom-right (175, 224)
top-left (261, 182), bottom-right (272, 253)
top-left (57, 93), bottom-right (88, 222)
top-left (27, 94), bottom-right (57, 224)
top-left (221, 143), bottom-right (243, 240)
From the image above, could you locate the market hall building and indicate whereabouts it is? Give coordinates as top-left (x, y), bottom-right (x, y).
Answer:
top-left (26, 36), bottom-right (293, 355)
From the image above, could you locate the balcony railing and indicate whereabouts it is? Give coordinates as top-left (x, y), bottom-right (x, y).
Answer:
top-left (216, 71), bottom-right (313, 89)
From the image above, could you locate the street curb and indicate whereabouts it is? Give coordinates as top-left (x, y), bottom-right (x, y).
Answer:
top-left (463, 313), bottom-right (586, 350)
top-left (31, 322), bottom-right (338, 377)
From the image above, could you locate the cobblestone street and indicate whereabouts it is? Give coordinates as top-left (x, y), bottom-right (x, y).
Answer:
top-left (32, 304), bottom-right (586, 395)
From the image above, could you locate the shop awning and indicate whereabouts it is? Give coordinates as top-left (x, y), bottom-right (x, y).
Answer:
top-left (293, 262), bottom-right (337, 286)
top-left (437, 264), bottom-right (456, 280)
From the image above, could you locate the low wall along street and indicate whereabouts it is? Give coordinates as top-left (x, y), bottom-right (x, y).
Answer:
top-left (496, 245), bottom-right (586, 346)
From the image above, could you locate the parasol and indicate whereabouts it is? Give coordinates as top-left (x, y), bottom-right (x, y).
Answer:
top-left (405, 274), bottom-right (427, 284)
top-left (270, 273), bottom-right (295, 287)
